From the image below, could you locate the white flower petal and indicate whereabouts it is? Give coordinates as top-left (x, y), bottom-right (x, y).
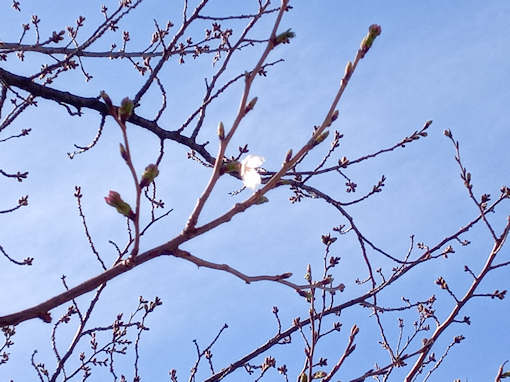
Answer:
top-left (244, 154), bottom-right (264, 168)
top-left (240, 155), bottom-right (264, 189)
top-left (243, 170), bottom-right (261, 189)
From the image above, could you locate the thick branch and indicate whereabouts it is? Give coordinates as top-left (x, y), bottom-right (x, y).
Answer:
top-left (0, 67), bottom-right (215, 164)
top-left (0, 238), bottom-right (180, 326)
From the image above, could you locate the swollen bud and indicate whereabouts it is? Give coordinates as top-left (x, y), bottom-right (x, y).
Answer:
top-left (217, 121), bottom-right (225, 140)
top-left (221, 160), bottom-right (240, 174)
top-left (140, 164), bottom-right (159, 188)
top-left (273, 28), bottom-right (295, 46)
top-left (312, 371), bottom-right (327, 379)
top-left (314, 130), bottom-right (330, 146)
top-left (119, 97), bottom-right (134, 123)
top-left (360, 24), bottom-right (382, 58)
top-left (104, 190), bottom-right (135, 220)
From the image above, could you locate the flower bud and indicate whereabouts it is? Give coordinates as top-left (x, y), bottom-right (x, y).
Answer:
top-left (273, 28), bottom-right (295, 46)
top-left (140, 164), bottom-right (159, 188)
top-left (314, 130), bottom-right (329, 145)
top-left (222, 160), bottom-right (240, 174)
top-left (360, 24), bottom-right (382, 58)
top-left (312, 371), bottom-right (326, 379)
top-left (119, 97), bottom-right (134, 123)
top-left (104, 190), bottom-right (135, 220)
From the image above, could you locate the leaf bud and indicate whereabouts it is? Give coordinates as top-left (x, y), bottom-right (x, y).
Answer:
top-left (304, 264), bottom-right (312, 281)
top-left (344, 60), bottom-right (353, 78)
top-left (119, 143), bottom-right (128, 162)
top-left (284, 149), bottom-right (293, 163)
top-left (100, 91), bottom-right (114, 114)
top-left (338, 156), bottom-right (349, 168)
top-left (254, 195), bottom-right (269, 205)
top-left (245, 97), bottom-right (258, 113)
top-left (331, 109), bottom-right (339, 122)
top-left (217, 121), bottom-right (225, 140)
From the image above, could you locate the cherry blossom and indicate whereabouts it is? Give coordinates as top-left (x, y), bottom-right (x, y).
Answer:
top-left (240, 155), bottom-right (264, 190)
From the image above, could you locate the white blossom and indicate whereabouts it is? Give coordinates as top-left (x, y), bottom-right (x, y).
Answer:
top-left (240, 155), bottom-right (265, 190)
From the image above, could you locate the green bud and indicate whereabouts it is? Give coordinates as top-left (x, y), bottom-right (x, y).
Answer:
top-left (140, 164), bottom-right (159, 188)
top-left (222, 160), bottom-right (240, 174)
top-left (312, 371), bottom-right (327, 379)
top-left (104, 190), bottom-right (135, 220)
top-left (314, 130), bottom-right (329, 145)
top-left (119, 97), bottom-right (134, 123)
top-left (360, 24), bottom-right (382, 58)
top-left (274, 28), bottom-right (295, 46)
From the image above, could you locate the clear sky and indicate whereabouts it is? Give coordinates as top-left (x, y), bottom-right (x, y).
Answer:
top-left (1, 1), bottom-right (509, 381)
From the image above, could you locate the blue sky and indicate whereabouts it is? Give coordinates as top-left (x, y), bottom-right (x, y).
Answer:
top-left (1, 1), bottom-right (509, 381)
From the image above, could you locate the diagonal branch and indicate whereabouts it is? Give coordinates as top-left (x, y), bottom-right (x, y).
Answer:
top-left (0, 67), bottom-right (215, 164)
